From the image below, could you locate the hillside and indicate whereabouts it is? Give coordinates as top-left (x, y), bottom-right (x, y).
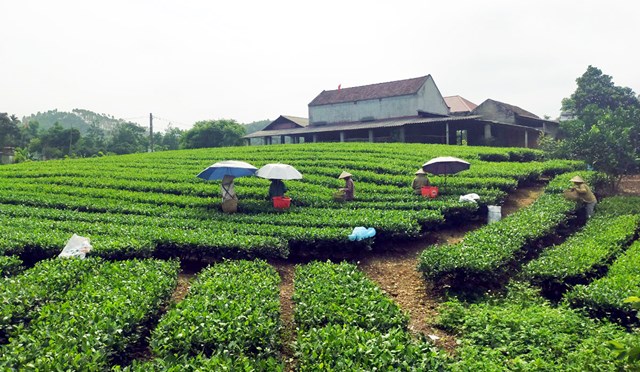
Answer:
top-left (21, 108), bottom-right (138, 134)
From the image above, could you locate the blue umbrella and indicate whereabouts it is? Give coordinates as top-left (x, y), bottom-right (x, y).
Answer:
top-left (197, 160), bottom-right (257, 180)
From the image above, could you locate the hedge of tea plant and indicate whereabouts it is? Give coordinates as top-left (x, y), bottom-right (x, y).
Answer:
top-left (0, 257), bottom-right (101, 344)
top-left (0, 259), bottom-right (179, 370)
top-left (522, 214), bottom-right (640, 292)
top-left (293, 261), bottom-right (408, 332)
top-left (437, 282), bottom-right (639, 371)
top-left (597, 196), bottom-right (640, 216)
top-left (293, 261), bottom-right (447, 370)
top-left (295, 324), bottom-right (446, 371)
top-left (545, 170), bottom-right (607, 194)
top-left (566, 240), bottom-right (640, 324)
top-left (0, 255), bottom-right (23, 277)
top-left (148, 260), bottom-right (281, 365)
top-left (418, 193), bottom-right (577, 285)
top-left (123, 352), bottom-right (283, 371)
top-left (0, 143), bottom-right (583, 261)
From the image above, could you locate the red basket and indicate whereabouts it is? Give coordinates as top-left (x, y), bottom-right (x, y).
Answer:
top-left (272, 196), bottom-right (291, 209)
top-left (421, 186), bottom-right (439, 198)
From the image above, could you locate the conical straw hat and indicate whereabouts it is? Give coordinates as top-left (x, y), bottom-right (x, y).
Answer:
top-left (338, 171), bottom-right (352, 179)
top-left (570, 175), bottom-right (585, 183)
top-left (415, 169), bottom-right (426, 175)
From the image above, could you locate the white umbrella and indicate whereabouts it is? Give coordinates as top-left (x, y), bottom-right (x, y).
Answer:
top-left (255, 163), bottom-right (303, 180)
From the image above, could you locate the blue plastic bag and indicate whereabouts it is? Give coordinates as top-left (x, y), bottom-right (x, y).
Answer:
top-left (348, 226), bottom-right (376, 241)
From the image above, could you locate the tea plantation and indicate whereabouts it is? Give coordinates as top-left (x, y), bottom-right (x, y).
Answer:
top-left (1, 143), bottom-right (639, 370)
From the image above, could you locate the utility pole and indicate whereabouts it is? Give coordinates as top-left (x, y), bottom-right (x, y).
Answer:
top-left (69, 122), bottom-right (73, 156)
top-left (149, 113), bottom-right (154, 152)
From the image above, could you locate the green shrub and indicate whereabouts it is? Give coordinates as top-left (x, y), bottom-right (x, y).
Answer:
top-left (0, 256), bottom-right (23, 277)
top-left (0, 257), bottom-right (101, 343)
top-left (418, 193), bottom-right (577, 285)
top-left (295, 324), bottom-right (446, 371)
top-left (149, 259), bottom-right (281, 361)
top-left (522, 214), bottom-right (640, 292)
top-left (597, 196), bottom-right (640, 216)
top-left (293, 261), bottom-right (408, 332)
top-left (0, 259), bottom-right (179, 370)
top-left (438, 283), bottom-right (639, 371)
top-left (566, 240), bottom-right (640, 324)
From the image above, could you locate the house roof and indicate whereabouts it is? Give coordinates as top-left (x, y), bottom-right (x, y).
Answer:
top-left (262, 115), bottom-right (309, 131)
top-left (478, 99), bottom-right (540, 119)
top-left (244, 115), bottom-right (483, 138)
top-left (308, 75), bottom-right (431, 107)
top-left (243, 115), bottom-right (548, 139)
top-left (281, 115), bottom-right (308, 127)
top-left (444, 95), bottom-right (478, 113)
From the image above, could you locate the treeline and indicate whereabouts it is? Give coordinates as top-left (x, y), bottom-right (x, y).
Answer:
top-left (0, 115), bottom-right (248, 162)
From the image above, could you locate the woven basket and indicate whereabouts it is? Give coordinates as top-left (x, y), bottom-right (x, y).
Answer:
top-left (563, 189), bottom-right (579, 201)
top-left (221, 198), bottom-right (238, 213)
top-left (333, 190), bottom-right (346, 202)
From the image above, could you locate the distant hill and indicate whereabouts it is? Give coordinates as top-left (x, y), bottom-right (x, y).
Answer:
top-left (22, 109), bottom-right (139, 134)
top-left (243, 119), bottom-right (270, 134)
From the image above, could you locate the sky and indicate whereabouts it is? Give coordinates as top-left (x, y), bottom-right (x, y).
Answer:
top-left (1, 0), bottom-right (638, 132)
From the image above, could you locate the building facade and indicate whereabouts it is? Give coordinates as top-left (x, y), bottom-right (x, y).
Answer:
top-left (244, 75), bottom-right (558, 148)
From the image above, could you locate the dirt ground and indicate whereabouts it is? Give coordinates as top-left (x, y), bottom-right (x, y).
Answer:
top-left (619, 174), bottom-right (640, 195)
top-left (357, 183), bottom-right (545, 352)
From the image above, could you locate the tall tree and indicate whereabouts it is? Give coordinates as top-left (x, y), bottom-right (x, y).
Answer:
top-left (181, 119), bottom-right (246, 149)
top-left (106, 122), bottom-right (148, 155)
top-left (0, 113), bottom-right (20, 148)
top-left (545, 66), bottom-right (640, 190)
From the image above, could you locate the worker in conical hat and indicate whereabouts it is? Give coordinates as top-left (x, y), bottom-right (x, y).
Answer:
top-left (412, 169), bottom-right (431, 195)
top-left (568, 175), bottom-right (597, 218)
top-left (338, 171), bottom-right (354, 201)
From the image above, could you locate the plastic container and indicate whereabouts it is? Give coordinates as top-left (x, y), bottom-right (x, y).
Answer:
top-left (272, 196), bottom-right (291, 209)
top-left (421, 186), bottom-right (439, 198)
top-left (487, 205), bottom-right (502, 223)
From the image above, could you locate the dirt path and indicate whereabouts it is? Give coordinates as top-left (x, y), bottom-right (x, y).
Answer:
top-left (357, 183), bottom-right (545, 351)
top-left (269, 258), bottom-right (297, 372)
top-left (619, 175), bottom-right (640, 195)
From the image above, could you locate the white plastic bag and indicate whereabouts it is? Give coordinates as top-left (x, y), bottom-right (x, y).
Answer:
top-left (58, 234), bottom-right (92, 259)
top-left (459, 193), bottom-right (480, 203)
top-left (487, 205), bottom-right (502, 224)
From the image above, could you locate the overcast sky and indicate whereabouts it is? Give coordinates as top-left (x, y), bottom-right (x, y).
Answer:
top-left (1, 0), bottom-right (638, 131)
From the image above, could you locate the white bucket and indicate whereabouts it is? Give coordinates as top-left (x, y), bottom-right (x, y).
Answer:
top-left (487, 205), bottom-right (502, 224)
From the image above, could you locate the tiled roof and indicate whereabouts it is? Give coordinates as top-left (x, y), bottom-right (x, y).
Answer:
top-left (243, 115), bottom-right (484, 138)
top-left (308, 76), bottom-right (430, 106)
top-left (444, 95), bottom-right (478, 113)
top-left (481, 99), bottom-right (540, 119)
top-left (282, 115), bottom-right (309, 127)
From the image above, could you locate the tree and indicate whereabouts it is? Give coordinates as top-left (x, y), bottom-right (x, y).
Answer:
top-left (543, 66), bottom-right (640, 190)
top-left (106, 122), bottom-right (148, 155)
top-left (162, 125), bottom-right (183, 150)
top-left (0, 113), bottom-right (20, 148)
top-left (180, 119), bottom-right (246, 149)
top-left (40, 122), bottom-right (81, 159)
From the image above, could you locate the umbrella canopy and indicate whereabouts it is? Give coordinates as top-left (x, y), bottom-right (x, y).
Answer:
top-left (256, 163), bottom-right (303, 180)
top-left (422, 156), bottom-right (470, 175)
top-left (197, 160), bottom-right (257, 181)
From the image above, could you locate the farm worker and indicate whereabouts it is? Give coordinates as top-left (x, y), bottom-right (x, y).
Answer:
top-left (412, 169), bottom-right (430, 195)
top-left (339, 171), bottom-right (355, 201)
top-left (221, 175), bottom-right (237, 202)
top-left (569, 175), bottom-right (597, 218)
top-left (268, 179), bottom-right (287, 199)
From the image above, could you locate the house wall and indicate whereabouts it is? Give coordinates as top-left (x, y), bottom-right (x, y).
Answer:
top-left (309, 77), bottom-right (449, 125)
